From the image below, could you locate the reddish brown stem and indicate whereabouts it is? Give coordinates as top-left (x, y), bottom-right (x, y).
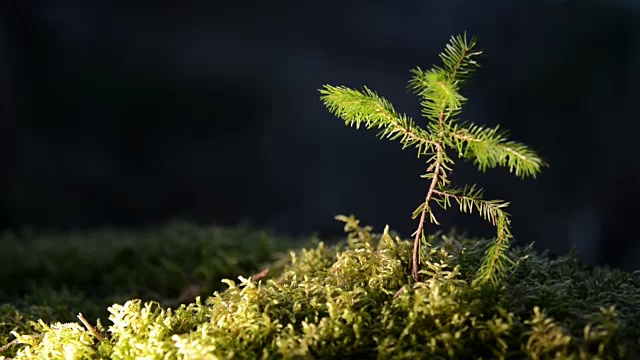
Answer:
top-left (412, 146), bottom-right (443, 282)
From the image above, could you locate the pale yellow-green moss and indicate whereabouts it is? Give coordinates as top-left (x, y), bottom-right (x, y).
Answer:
top-left (1, 218), bottom-right (639, 359)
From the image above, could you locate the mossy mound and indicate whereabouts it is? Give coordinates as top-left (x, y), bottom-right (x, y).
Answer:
top-left (0, 221), bottom-right (288, 301)
top-left (1, 218), bottom-right (639, 359)
top-left (0, 221), bottom-right (296, 357)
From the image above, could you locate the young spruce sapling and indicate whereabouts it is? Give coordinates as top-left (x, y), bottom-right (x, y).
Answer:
top-left (319, 33), bottom-right (547, 285)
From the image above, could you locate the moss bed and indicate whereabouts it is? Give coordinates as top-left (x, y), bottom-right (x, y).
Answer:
top-left (1, 218), bottom-right (639, 359)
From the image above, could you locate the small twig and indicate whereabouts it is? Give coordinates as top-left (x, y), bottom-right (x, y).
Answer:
top-left (0, 333), bottom-right (44, 356)
top-left (77, 313), bottom-right (104, 342)
top-left (251, 268), bottom-right (270, 282)
top-left (0, 338), bottom-right (20, 354)
top-left (393, 286), bottom-right (405, 299)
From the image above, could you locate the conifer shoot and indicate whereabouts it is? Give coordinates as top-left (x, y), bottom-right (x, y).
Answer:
top-left (319, 33), bottom-right (546, 285)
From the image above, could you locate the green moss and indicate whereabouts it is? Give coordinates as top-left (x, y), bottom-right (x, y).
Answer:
top-left (2, 218), bottom-right (639, 359)
top-left (0, 221), bottom-right (296, 358)
top-left (0, 221), bottom-right (292, 299)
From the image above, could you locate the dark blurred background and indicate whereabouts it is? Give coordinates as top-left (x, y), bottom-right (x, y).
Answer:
top-left (1, 0), bottom-right (639, 271)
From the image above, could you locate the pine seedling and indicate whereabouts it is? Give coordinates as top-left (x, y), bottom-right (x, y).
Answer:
top-left (319, 33), bottom-right (546, 285)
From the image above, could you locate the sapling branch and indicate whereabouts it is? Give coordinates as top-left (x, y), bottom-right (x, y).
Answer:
top-left (320, 33), bottom-right (545, 285)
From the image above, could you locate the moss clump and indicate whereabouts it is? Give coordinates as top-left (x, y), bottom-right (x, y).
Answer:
top-left (0, 221), bottom-right (297, 358)
top-left (2, 217), bottom-right (639, 359)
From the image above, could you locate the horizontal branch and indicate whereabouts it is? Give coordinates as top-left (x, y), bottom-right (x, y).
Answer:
top-left (320, 85), bottom-right (438, 156)
top-left (432, 187), bottom-right (509, 226)
top-left (448, 126), bottom-right (545, 178)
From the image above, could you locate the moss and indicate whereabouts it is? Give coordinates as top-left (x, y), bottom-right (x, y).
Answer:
top-left (1, 219), bottom-right (639, 359)
top-left (0, 221), bottom-right (292, 301)
top-left (0, 221), bottom-right (296, 358)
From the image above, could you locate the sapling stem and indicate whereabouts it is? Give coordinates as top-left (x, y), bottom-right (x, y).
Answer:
top-left (412, 145), bottom-right (443, 281)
